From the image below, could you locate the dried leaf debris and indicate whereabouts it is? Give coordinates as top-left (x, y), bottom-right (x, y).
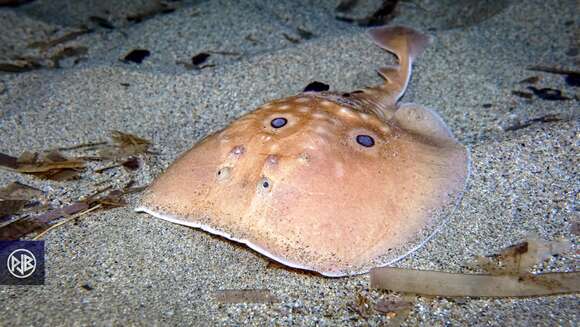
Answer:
top-left (98, 130), bottom-right (152, 159)
top-left (336, 0), bottom-right (399, 27)
top-left (28, 28), bottom-right (93, 51)
top-left (346, 292), bottom-right (414, 322)
top-left (474, 237), bottom-right (571, 275)
top-left (348, 293), bottom-right (374, 318)
top-left (1, 29), bottom-right (91, 73)
top-left (0, 131), bottom-right (152, 240)
top-left (178, 50), bottom-right (241, 70)
top-left (122, 49), bottom-right (151, 64)
top-left (527, 64), bottom-right (580, 86)
top-left (374, 297), bottom-right (413, 314)
top-left (0, 182), bottom-right (147, 240)
top-left (0, 130), bottom-right (152, 179)
top-left (502, 113), bottom-right (566, 131)
top-left (126, 0), bottom-right (180, 23)
top-left (0, 151), bottom-right (86, 181)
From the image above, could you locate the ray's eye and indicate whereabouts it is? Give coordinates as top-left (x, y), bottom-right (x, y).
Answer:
top-left (356, 135), bottom-right (375, 147)
top-left (270, 117), bottom-right (287, 128)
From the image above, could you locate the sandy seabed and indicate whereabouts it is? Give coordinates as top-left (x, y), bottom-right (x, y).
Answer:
top-left (0, 0), bottom-right (578, 325)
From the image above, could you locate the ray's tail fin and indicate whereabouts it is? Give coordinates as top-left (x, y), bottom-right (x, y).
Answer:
top-left (368, 25), bottom-right (432, 103)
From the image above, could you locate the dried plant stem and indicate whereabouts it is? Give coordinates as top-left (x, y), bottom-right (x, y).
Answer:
top-left (33, 204), bottom-right (102, 240)
top-left (370, 267), bottom-right (580, 297)
top-left (527, 65), bottom-right (579, 76)
top-left (56, 141), bottom-right (107, 151)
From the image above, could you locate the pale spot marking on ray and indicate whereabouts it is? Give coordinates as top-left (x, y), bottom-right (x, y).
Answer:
top-left (359, 113), bottom-right (371, 121)
top-left (380, 125), bottom-right (391, 133)
top-left (294, 97), bottom-right (311, 103)
top-left (328, 117), bottom-right (342, 126)
top-left (311, 112), bottom-right (327, 119)
top-left (278, 104), bottom-right (290, 110)
top-left (298, 106), bottom-right (311, 113)
top-left (320, 100), bottom-right (333, 107)
top-left (335, 161), bottom-right (344, 178)
top-left (257, 134), bottom-right (272, 143)
top-left (314, 125), bottom-right (331, 135)
top-left (338, 107), bottom-right (357, 118)
top-left (304, 143), bottom-right (317, 150)
top-left (303, 133), bottom-right (330, 149)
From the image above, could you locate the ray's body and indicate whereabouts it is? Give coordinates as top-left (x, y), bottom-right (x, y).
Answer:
top-left (137, 26), bottom-right (470, 276)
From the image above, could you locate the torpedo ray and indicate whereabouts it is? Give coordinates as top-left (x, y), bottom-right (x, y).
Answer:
top-left (136, 25), bottom-right (470, 277)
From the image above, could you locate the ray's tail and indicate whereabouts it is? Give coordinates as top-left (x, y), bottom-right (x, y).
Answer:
top-left (350, 26), bottom-right (432, 121)
top-left (368, 25), bottom-right (432, 102)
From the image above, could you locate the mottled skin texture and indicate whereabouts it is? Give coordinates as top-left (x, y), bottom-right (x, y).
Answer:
top-left (137, 26), bottom-right (470, 276)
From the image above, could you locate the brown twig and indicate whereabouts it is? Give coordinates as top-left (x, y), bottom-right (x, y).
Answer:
top-left (33, 204), bottom-right (102, 240)
top-left (56, 141), bottom-right (107, 151)
top-left (503, 114), bottom-right (564, 131)
top-left (527, 65), bottom-right (580, 76)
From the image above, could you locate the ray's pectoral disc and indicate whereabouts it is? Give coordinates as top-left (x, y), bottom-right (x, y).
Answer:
top-left (136, 25), bottom-right (470, 277)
